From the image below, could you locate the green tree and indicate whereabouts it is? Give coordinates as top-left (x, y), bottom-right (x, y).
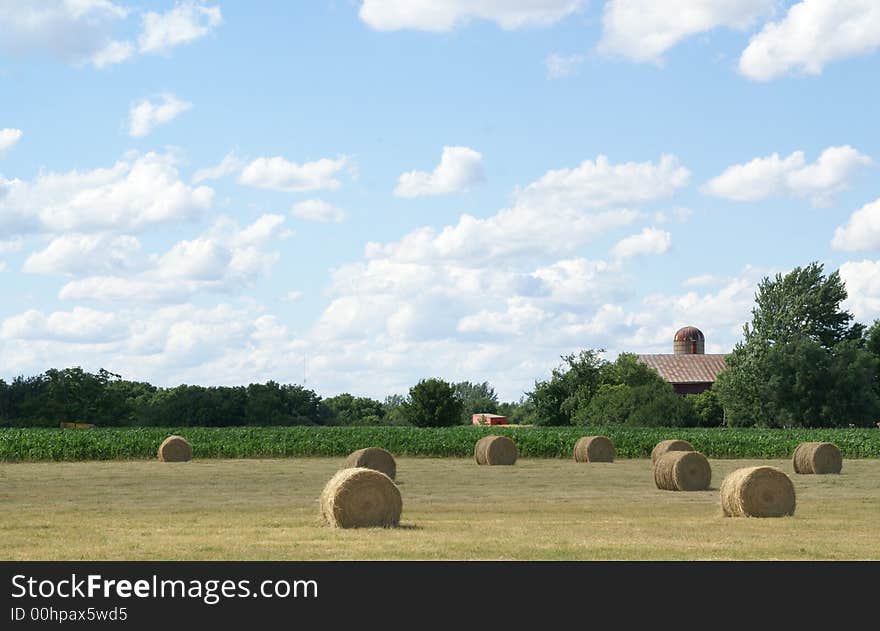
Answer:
top-left (453, 381), bottom-right (499, 423)
top-left (715, 262), bottom-right (880, 427)
top-left (686, 389), bottom-right (724, 427)
top-left (323, 393), bottom-right (386, 425)
top-left (528, 350), bottom-right (606, 426)
top-left (404, 378), bottom-right (463, 427)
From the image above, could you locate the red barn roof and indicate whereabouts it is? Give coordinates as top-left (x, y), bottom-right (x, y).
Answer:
top-left (636, 354), bottom-right (727, 384)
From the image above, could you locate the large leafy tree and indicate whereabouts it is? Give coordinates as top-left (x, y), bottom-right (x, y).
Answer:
top-left (404, 378), bottom-right (464, 427)
top-left (528, 350), bottom-right (606, 426)
top-left (453, 381), bottom-right (499, 423)
top-left (715, 262), bottom-right (880, 427)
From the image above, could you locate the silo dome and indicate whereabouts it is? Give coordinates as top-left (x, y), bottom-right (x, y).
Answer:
top-left (674, 326), bottom-right (705, 355)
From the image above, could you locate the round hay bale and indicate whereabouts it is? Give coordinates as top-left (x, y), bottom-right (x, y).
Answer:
top-left (474, 435), bottom-right (517, 465)
top-left (157, 435), bottom-right (192, 462)
top-left (573, 436), bottom-right (615, 463)
top-left (320, 467), bottom-right (402, 528)
top-left (720, 466), bottom-right (796, 518)
top-left (343, 447), bottom-right (397, 480)
top-left (792, 442), bottom-right (842, 475)
top-left (653, 451), bottom-right (711, 491)
top-left (651, 439), bottom-right (694, 464)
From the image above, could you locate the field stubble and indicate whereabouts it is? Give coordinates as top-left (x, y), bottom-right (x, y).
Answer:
top-left (1, 458), bottom-right (878, 560)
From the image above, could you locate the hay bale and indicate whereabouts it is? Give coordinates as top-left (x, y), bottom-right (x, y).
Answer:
top-left (320, 467), bottom-right (402, 528)
top-left (573, 436), bottom-right (615, 463)
top-left (650, 439), bottom-right (694, 464)
top-left (157, 435), bottom-right (192, 462)
top-left (792, 442), bottom-right (842, 474)
top-left (474, 435), bottom-right (517, 465)
top-left (653, 451), bottom-right (711, 491)
top-left (720, 466), bottom-right (796, 518)
top-left (343, 447), bottom-right (397, 480)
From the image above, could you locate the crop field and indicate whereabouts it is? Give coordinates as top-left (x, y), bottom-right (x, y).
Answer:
top-left (3, 426), bottom-right (880, 461)
top-left (1, 457), bottom-right (879, 560)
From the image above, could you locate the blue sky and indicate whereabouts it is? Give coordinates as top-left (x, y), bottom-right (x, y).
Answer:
top-left (1, 1), bottom-right (880, 401)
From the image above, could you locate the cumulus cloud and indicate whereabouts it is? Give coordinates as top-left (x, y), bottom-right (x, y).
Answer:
top-left (0, 128), bottom-right (23, 155)
top-left (394, 146), bottom-right (484, 198)
top-left (128, 93), bottom-right (192, 138)
top-left (831, 198), bottom-right (880, 251)
top-left (359, 0), bottom-right (584, 32)
top-left (516, 153), bottom-right (691, 210)
top-left (610, 227), bottom-right (672, 259)
top-left (58, 214), bottom-right (286, 303)
top-left (839, 259), bottom-right (880, 321)
top-left (0, 151), bottom-right (213, 235)
top-left (599, 0), bottom-right (775, 63)
top-left (702, 145), bottom-right (872, 206)
top-left (0, 307), bottom-right (128, 343)
top-left (24, 233), bottom-right (143, 275)
top-left (192, 152), bottom-right (244, 183)
top-left (239, 156), bottom-right (349, 193)
top-left (0, 1), bottom-right (221, 68)
top-left (291, 199), bottom-right (346, 223)
top-left (546, 52), bottom-right (585, 78)
top-left (137, 1), bottom-right (222, 55)
top-left (740, 0), bottom-right (880, 81)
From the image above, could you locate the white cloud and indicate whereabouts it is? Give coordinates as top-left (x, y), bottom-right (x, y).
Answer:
top-left (138, 1), bottom-right (222, 55)
top-left (831, 198), bottom-right (880, 251)
top-left (90, 39), bottom-right (134, 67)
top-left (128, 93), bottom-right (192, 138)
top-left (0, 237), bottom-right (23, 254)
top-left (284, 291), bottom-right (303, 302)
top-left (239, 156), bottom-right (349, 193)
top-left (610, 227), bottom-right (672, 259)
top-left (0, 0), bottom-right (130, 66)
top-left (24, 233), bottom-right (143, 275)
top-left (516, 153), bottom-right (691, 210)
top-left (740, 0), bottom-right (880, 81)
top-left (58, 214), bottom-right (286, 303)
top-left (682, 273), bottom-right (721, 287)
top-left (291, 199), bottom-right (346, 223)
top-left (192, 152), bottom-right (244, 183)
top-left (0, 151), bottom-right (213, 234)
top-left (394, 146), bottom-right (485, 198)
top-left (546, 52), bottom-right (585, 78)
top-left (0, 128), bottom-right (23, 154)
top-left (702, 145), bottom-right (872, 206)
top-left (599, 0), bottom-right (776, 63)
top-left (1, 307), bottom-right (128, 343)
top-left (359, 0), bottom-right (585, 31)
top-left (839, 259), bottom-right (880, 321)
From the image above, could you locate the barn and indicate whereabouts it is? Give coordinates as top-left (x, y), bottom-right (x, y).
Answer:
top-left (636, 326), bottom-right (727, 395)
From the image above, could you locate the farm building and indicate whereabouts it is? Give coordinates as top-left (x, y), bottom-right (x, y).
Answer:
top-left (472, 413), bottom-right (508, 426)
top-left (636, 326), bottom-right (727, 395)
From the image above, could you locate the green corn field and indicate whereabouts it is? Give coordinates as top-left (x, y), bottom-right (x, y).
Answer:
top-left (1, 426), bottom-right (879, 461)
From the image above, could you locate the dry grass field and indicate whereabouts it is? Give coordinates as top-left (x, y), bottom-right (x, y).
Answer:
top-left (1, 457), bottom-right (878, 560)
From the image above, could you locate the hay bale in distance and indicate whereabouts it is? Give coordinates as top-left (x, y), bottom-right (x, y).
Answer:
top-left (792, 442), bottom-right (842, 475)
top-left (720, 466), bottom-right (796, 518)
top-left (573, 436), bottom-right (615, 463)
top-left (157, 435), bottom-right (192, 462)
top-left (320, 467), bottom-right (402, 528)
top-left (344, 447), bottom-right (397, 480)
top-left (474, 435), bottom-right (518, 465)
top-left (653, 451), bottom-right (711, 491)
top-left (651, 439), bottom-right (694, 464)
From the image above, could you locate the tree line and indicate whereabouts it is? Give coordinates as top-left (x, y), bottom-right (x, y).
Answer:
top-left (2, 262), bottom-right (877, 429)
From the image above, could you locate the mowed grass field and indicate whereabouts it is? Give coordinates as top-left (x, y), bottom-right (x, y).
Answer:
top-left (1, 457), bottom-right (878, 560)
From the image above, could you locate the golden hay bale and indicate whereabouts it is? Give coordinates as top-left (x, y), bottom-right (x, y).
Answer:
top-left (720, 466), bottom-right (796, 518)
top-left (474, 435), bottom-right (518, 465)
top-left (320, 467), bottom-right (402, 528)
top-left (792, 442), bottom-right (842, 475)
top-left (343, 447), bottom-right (397, 480)
top-left (653, 451), bottom-right (711, 491)
top-left (157, 435), bottom-right (192, 462)
top-left (573, 436), bottom-right (615, 463)
top-left (651, 439), bottom-right (694, 464)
